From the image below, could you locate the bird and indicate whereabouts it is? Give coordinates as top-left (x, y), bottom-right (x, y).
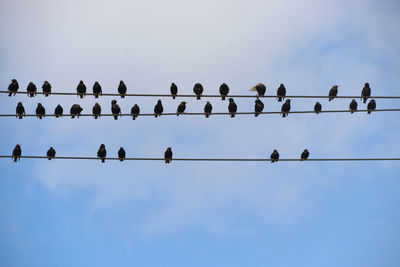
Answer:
top-left (361, 82), bottom-right (371, 103)
top-left (228, 98), bottom-right (237, 118)
top-left (12, 144), bottom-right (21, 162)
top-left (16, 102), bottom-right (25, 119)
top-left (92, 103), bottom-right (101, 119)
top-left (93, 81), bottom-right (102, 98)
top-left (300, 149), bottom-right (309, 161)
top-left (70, 104), bottom-right (83, 118)
top-left (27, 82), bottom-right (37, 97)
top-left (177, 101), bottom-right (186, 116)
top-left (154, 99), bottom-right (163, 118)
top-left (36, 103), bottom-right (45, 119)
top-left (314, 102), bottom-right (322, 114)
top-left (54, 105), bottom-right (63, 118)
top-left (47, 147), bottom-right (56, 160)
top-left (277, 83), bottom-right (286, 102)
top-left (170, 83), bottom-right (178, 99)
top-left (219, 83), bottom-right (229, 100)
top-left (367, 99), bottom-right (376, 114)
top-left (118, 80), bottom-right (127, 98)
top-left (281, 99), bottom-right (291, 117)
top-left (270, 149), bottom-right (279, 163)
top-left (131, 104), bottom-right (140, 120)
top-left (250, 83), bottom-right (266, 98)
top-left (111, 100), bottom-right (121, 120)
top-left (8, 79), bottom-right (19, 96)
top-left (254, 99), bottom-right (264, 117)
top-left (97, 144), bottom-right (107, 163)
top-left (118, 147), bottom-right (126, 162)
top-left (328, 85), bottom-right (338, 101)
top-left (76, 80), bottom-right (86, 98)
top-left (42, 81), bottom-right (51, 97)
top-left (193, 83), bottom-right (203, 100)
top-left (349, 99), bottom-right (358, 114)
top-left (204, 101), bottom-right (212, 118)
top-left (164, 147), bottom-right (173, 163)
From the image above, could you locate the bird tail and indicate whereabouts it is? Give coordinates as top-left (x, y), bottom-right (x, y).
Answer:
top-left (80, 95), bottom-right (83, 99)
top-left (329, 97), bottom-right (332, 101)
top-left (94, 116), bottom-right (98, 119)
top-left (119, 158), bottom-right (123, 162)
top-left (45, 94), bottom-right (49, 97)
top-left (19, 116), bottom-right (22, 119)
top-left (363, 98), bottom-right (367, 104)
top-left (230, 113), bottom-right (235, 118)
top-left (39, 116), bottom-right (42, 119)
top-left (48, 157), bottom-right (51, 160)
top-left (368, 110), bottom-right (371, 114)
top-left (71, 115), bottom-right (75, 119)
top-left (255, 113), bottom-right (259, 117)
top-left (101, 158), bottom-right (105, 163)
top-left (14, 157), bottom-right (17, 162)
top-left (8, 92), bottom-right (12, 97)
top-left (197, 96), bottom-right (200, 100)
top-left (121, 95), bottom-right (125, 98)
top-left (205, 113), bottom-right (209, 118)
top-left (155, 114), bottom-right (158, 118)
top-left (95, 95), bottom-right (98, 98)
top-left (132, 116), bottom-right (136, 120)
top-left (278, 97), bottom-right (282, 102)
top-left (282, 113), bottom-right (286, 118)
top-left (30, 93), bottom-right (34, 97)
top-left (165, 159), bottom-right (170, 163)
top-left (114, 116), bottom-right (118, 120)
top-left (222, 96), bottom-right (225, 100)
top-left (351, 110), bottom-right (354, 114)
top-left (173, 96), bottom-right (176, 99)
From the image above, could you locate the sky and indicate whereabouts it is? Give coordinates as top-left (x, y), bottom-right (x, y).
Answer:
top-left (0, 0), bottom-right (400, 266)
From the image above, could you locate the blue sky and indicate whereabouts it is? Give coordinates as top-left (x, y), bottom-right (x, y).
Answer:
top-left (1, 0), bottom-right (400, 266)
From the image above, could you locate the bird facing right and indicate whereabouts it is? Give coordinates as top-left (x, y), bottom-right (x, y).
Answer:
top-left (254, 99), bottom-right (264, 117)
top-left (250, 83), bottom-right (266, 98)
top-left (70, 104), bottom-right (83, 119)
top-left (270, 149), bottom-right (279, 163)
top-left (300, 149), bottom-right (309, 161)
top-left (281, 99), bottom-right (291, 117)
top-left (328, 85), bottom-right (338, 101)
top-left (164, 147), bottom-right (173, 163)
top-left (8, 79), bottom-right (19, 96)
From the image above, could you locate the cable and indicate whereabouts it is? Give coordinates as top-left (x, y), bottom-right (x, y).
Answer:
top-left (1, 155), bottom-right (400, 161)
top-left (2, 109), bottom-right (400, 118)
top-left (2, 90), bottom-right (400, 99)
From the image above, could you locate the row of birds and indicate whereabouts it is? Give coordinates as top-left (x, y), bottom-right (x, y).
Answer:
top-left (14, 97), bottom-right (378, 119)
top-left (7, 79), bottom-right (374, 102)
top-left (10, 144), bottom-right (307, 163)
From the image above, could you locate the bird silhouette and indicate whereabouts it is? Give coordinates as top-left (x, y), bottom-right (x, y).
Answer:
top-left (54, 105), bottom-right (63, 118)
top-left (97, 144), bottom-right (107, 163)
top-left (36, 103), bottom-right (45, 119)
top-left (42, 81), bottom-right (51, 97)
top-left (8, 79), bottom-right (19, 96)
top-left (154, 100), bottom-right (164, 118)
top-left (27, 82), bottom-right (37, 97)
top-left (170, 83), bottom-right (178, 99)
top-left (219, 83), bottom-right (229, 100)
top-left (118, 147), bottom-right (126, 162)
top-left (277, 83), bottom-right (286, 102)
top-left (16, 102), bottom-right (25, 119)
top-left (349, 99), bottom-right (358, 114)
top-left (281, 99), bottom-right (291, 117)
top-left (177, 101), bottom-right (186, 116)
top-left (12, 144), bottom-right (21, 162)
top-left (361, 82), bottom-right (371, 103)
top-left (204, 101), bottom-right (212, 118)
top-left (47, 147), bottom-right (56, 160)
top-left (164, 147), bottom-right (173, 163)
top-left (93, 81), bottom-right (102, 98)
top-left (228, 98), bottom-right (237, 118)
top-left (314, 102), bottom-right (322, 114)
top-left (131, 104), bottom-right (140, 120)
top-left (328, 85), bottom-right (338, 101)
top-left (76, 80), bottom-right (86, 98)
top-left (70, 104), bottom-right (83, 118)
top-left (118, 80), bottom-right (127, 98)
top-left (111, 100), bottom-right (121, 120)
top-left (270, 149), bottom-right (279, 163)
top-left (254, 99), bottom-right (264, 117)
top-left (301, 149), bottom-right (309, 161)
top-left (367, 99), bottom-right (376, 114)
top-left (92, 103), bottom-right (101, 119)
top-left (250, 83), bottom-right (266, 98)
top-left (193, 83), bottom-right (203, 100)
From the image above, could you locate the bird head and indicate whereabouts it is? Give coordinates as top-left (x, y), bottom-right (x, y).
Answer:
top-left (229, 98), bottom-right (234, 103)
top-left (157, 99), bottom-right (162, 104)
top-left (365, 82), bottom-right (370, 87)
top-left (100, 144), bottom-right (105, 148)
top-left (11, 79), bottom-right (17, 82)
top-left (111, 100), bottom-right (117, 105)
top-left (181, 101), bottom-right (186, 105)
top-left (120, 80), bottom-right (124, 84)
top-left (273, 149), bottom-right (278, 153)
top-left (286, 99), bottom-right (291, 103)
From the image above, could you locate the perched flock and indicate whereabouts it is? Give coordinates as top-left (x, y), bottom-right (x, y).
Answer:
top-left (10, 81), bottom-right (377, 119)
top-left (10, 144), bottom-right (309, 164)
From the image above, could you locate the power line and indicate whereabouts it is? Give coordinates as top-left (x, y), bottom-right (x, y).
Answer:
top-left (2, 90), bottom-right (400, 99)
top-left (1, 155), bottom-right (400, 161)
top-left (2, 109), bottom-right (400, 118)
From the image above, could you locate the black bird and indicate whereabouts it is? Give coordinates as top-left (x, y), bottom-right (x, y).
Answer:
top-left (228, 98), bottom-right (237, 118)
top-left (193, 83), bottom-right (203, 100)
top-left (204, 101), bottom-right (212, 118)
top-left (164, 147), bottom-right (173, 163)
top-left (76, 80), bottom-right (86, 98)
top-left (97, 144), bottom-right (107, 163)
top-left (177, 101), bottom-right (186, 116)
top-left (12, 144), bottom-right (21, 162)
top-left (254, 99), bottom-right (264, 117)
top-left (154, 99), bottom-right (163, 118)
top-left (328, 85), bottom-right (338, 101)
top-left (118, 80), bottom-right (127, 98)
top-left (111, 100), bottom-right (121, 120)
top-left (270, 149), bottom-right (279, 163)
top-left (300, 149), bottom-right (309, 161)
top-left (47, 147), bottom-right (56, 160)
top-left (16, 102), bottom-right (25, 119)
top-left (277, 83), bottom-right (286, 102)
top-left (131, 104), bottom-right (140, 120)
top-left (92, 103), bottom-right (101, 119)
top-left (281, 99), bottom-right (291, 117)
top-left (314, 102), bottom-right (322, 114)
top-left (93, 81), bottom-right (102, 98)
top-left (118, 147), bottom-right (126, 162)
top-left (250, 83), bottom-right (266, 98)
top-left (349, 99), bottom-right (358, 114)
top-left (70, 104), bottom-right (83, 118)
top-left (36, 103), bottom-right (45, 119)
top-left (54, 104), bottom-right (63, 118)
top-left (27, 82), bottom-right (37, 97)
top-left (42, 81), bottom-right (51, 97)
top-left (219, 83), bottom-right (229, 100)
top-left (170, 83), bottom-right (178, 99)
top-left (361, 82), bottom-right (371, 103)
top-left (8, 79), bottom-right (19, 96)
top-left (367, 99), bottom-right (376, 114)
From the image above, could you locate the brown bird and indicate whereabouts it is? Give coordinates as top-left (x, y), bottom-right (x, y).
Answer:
top-left (177, 101), bottom-right (186, 116)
